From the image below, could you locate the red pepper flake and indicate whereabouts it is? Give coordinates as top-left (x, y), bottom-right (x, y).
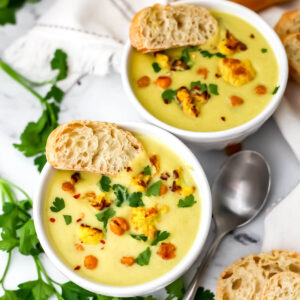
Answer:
top-left (225, 143), bottom-right (243, 156)
top-left (73, 194), bottom-right (81, 199)
top-left (221, 116), bottom-right (226, 122)
top-left (50, 218), bottom-right (55, 223)
top-left (250, 34), bottom-right (255, 39)
top-left (76, 218), bottom-right (82, 223)
top-left (163, 99), bottom-right (169, 104)
top-left (74, 265), bottom-right (81, 271)
top-left (100, 240), bottom-right (106, 244)
top-left (215, 73), bottom-right (221, 78)
top-left (126, 167), bottom-right (132, 172)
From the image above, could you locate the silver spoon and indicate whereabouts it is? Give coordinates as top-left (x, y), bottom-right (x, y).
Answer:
top-left (183, 150), bottom-right (271, 300)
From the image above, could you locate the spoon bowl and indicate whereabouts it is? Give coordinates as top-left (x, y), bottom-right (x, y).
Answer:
top-left (183, 150), bottom-right (271, 300)
top-left (212, 151), bottom-right (271, 232)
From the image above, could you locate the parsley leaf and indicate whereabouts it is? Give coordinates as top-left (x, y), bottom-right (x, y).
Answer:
top-left (200, 50), bottom-right (226, 58)
top-left (63, 215), bottom-right (72, 225)
top-left (152, 62), bottom-right (161, 73)
top-left (45, 85), bottom-right (64, 103)
top-left (151, 230), bottom-right (170, 246)
top-left (181, 46), bottom-right (198, 67)
top-left (195, 287), bottom-right (215, 300)
top-left (165, 276), bottom-right (185, 300)
top-left (191, 81), bottom-right (201, 88)
top-left (162, 89), bottom-right (177, 103)
top-left (130, 234), bottom-right (148, 242)
top-left (61, 281), bottom-right (96, 300)
top-left (34, 154), bottom-right (47, 172)
top-left (95, 207), bottom-right (116, 229)
top-left (272, 86), bottom-right (280, 95)
top-left (50, 197), bottom-right (65, 212)
top-left (143, 165), bottom-right (151, 175)
top-left (112, 184), bottom-right (128, 207)
top-left (146, 180), bottom-right (162, 196)
top-left (209, 84), bottom-right (219, 95)
top-left (18, 279), bottom-right (54, 300)
top-left (178, 194), bottom-right (196, 207)
top-left (98, 175), bottom-right (111, 192)
top-left (261, 48), bottom-right (268, 53)
top-left (18, 219), bottom-right (42, 256)
top-left (128, 192), bottom-right (144, 207)
top-left (135, 247), bottom-right (151, 266)
top-left (0, 7), bottom-right (15, 25)
top-left (51, 49), bottom-right (68, 81)
top-left (0, 237), bottom-right (19, 252)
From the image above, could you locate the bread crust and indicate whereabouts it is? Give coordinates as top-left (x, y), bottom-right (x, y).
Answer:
top-left (216, 250), bottom-right (300, 300)
top-left (275, 9), bottom-right (300, 40)
top-left (46, 120), bottom-right (143, 175)
top-left (129, 4), bottom-right (218, 53)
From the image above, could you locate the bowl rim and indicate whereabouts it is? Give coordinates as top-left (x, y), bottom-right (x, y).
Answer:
top-left (121, 0), bottom-right (289, 141)
top-left (33, 122), bottom-right (212, 297)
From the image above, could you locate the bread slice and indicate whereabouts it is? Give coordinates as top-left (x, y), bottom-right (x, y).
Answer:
top-left (46, 121), bottom-right (143, 175)
top-left (275, 10), bottom-right (300, 39)
top-left (129, 4), bottom-right (218, 53)
top-left (283, 33), bottom-right (300, 84)
top-left (261, 272), bottom-right (300, 300)
top-left (216, 250), bottom-right (300, 300)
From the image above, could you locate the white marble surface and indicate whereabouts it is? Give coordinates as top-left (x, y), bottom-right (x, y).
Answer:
top-left (0, 0), bottom-right (300, 298)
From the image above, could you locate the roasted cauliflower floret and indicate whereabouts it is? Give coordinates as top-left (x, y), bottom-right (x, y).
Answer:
top-left (171, 168), bottom-right (196, 196)
top-left (218, 58), bottom-right (256, 86)
top-left (78, 224), bottom-right (103, 245)
top-left (176, 87), bottom-right (200, 117)
top-left (155, 53), bottom-right (170, 69)
top-left (218, 30), bottom-right (247, 56)
top-left (130, 207), bottom-right (159, 239)
top-left (89, 196), bottom-right (112, 211)
top-left (132, 173), bottom-right (151, 192)
top-left (149, 154), bottom-right (160, 175)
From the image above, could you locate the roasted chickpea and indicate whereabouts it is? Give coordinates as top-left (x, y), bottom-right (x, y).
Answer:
top-left (155, 76), bottom-right (172, 89)
top-left (109, 217), bottom-right (129, 236)
top-left (255, 85), bottom-right (267, 95)
top-left (137, 76), bottom-right (150, 88)
top-left (159, 184), bottom-right (168, 195)
top-left (120, 256), bottom-right (135, 267)
top-left (62, 182), bottom-right (75, 193)
top-left (84, 255), bottom-right (98, 269)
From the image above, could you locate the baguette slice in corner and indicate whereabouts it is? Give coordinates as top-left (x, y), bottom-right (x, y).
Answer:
top-left (283, 33), bottom-right (300, 84)
top-left (261, 272), bottom-right (300, 300)
top-left (216, 250), bottom-right (300, 300)
top-left (275, 10), bottom-right (300, 39)
top-left (129, 4), bottom-right (218, 53)
top-left (46, 121), bottom-right (143, 175)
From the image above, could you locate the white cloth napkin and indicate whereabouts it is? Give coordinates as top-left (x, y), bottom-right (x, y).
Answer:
top-left (3, 0), bottom-right (166, 90)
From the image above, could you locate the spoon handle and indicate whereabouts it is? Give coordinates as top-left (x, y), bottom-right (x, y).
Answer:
top-left (182, 231), bottom-right (226, 300)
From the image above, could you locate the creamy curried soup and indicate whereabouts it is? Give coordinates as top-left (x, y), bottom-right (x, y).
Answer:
top-left (45, 134), bottom-right (201, 286)
top-left (129, 11), bottom-right (279, 132)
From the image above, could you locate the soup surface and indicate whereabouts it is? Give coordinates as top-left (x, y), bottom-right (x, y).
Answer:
top-left (129, 11), bottom-right (279, 132)
top-left (45, 134), bottom-right (201, 286)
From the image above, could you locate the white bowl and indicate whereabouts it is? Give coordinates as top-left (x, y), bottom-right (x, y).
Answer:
top-left (34, 122), bottom-right (212, 297)
top-left (121, 0), bottom-right (288, 149)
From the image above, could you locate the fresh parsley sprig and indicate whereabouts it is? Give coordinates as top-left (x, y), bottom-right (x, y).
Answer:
top-left (0, 49), bottom-right (68, 172)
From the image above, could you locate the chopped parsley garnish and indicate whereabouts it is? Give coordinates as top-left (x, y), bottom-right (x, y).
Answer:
top-left (130, 234), bottom-right (148, 242)
top-left (272, 86), bottom-right (280, 95)
top-left (151, 230), bottom-right (170, 246)
top-left (191, 81), bottom-right (201, 88)
top-left (98, 175), bottom-right (111, 192)
top-left (63, 215), bottom-right (72, 225)
top-left (152, 62), bottom-right (161, 73)
top-left (261, 48), bottom-right (268, 53)
top-left (112, 184), bottom-right (128, 207)
top-left (143, 165), bottom-right (151, 175)
top-left (200, 50), bottom-right (226, 58)
top-left (128, 192), bottom-right (144, 207)
top-left (181, 46), bottom-right (198, 67)
top-left (165, 277), bottom-right (185, 300)
top-left (95, 207), bottom-right (116, 229)
top-left (209, 84), bottom-right (219, 95)
top-left (50, 197), bottom-right (65, 212)
top-left (178, 194), bottom-right (196, 207)
top-left (162, 89), bottom-right (177, 103)
top-left (195, 287), bottom-right (216, 300)
top-left (135, 247), bottom-right (151, 266)
top-left (146, 180), bottom-right (162, 196)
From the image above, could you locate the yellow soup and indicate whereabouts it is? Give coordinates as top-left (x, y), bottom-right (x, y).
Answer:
top-left (45, 134), bottom-right (201, 286)
top-left (129, 11), bottom-right (279, 132)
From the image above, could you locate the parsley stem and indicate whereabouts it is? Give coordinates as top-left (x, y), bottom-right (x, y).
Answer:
top-left (0, 177), bottom-right (32, 205)
top-left (0, 251), bottom-right (12, 289)
top-left (0, 60), bottom-right (45, 106)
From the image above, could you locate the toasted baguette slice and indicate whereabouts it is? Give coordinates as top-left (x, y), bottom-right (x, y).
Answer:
top-left (46, 121), bottom-right (143, 175)
top-left (216, 250), bottom-right (300, 300)
top-left (129, 4), bottom-right (218, 53)
top-left (283, 33), bottom-right (300, 84)
top-left (261, 272), bottom-right (300, 300)
top-left (275, 10), bottom-right (300, 39)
